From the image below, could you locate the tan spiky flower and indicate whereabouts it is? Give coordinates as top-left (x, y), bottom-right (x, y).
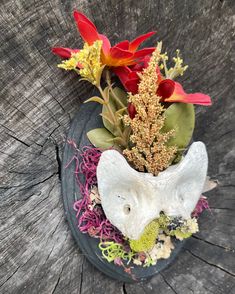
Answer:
top-left (123, 47), bottom-right (176, 175)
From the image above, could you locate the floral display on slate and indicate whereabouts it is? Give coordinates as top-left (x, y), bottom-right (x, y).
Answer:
top-left (52, 11), bottom-right (216, 273)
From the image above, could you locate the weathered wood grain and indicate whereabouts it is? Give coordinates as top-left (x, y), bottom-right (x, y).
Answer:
top-left (0, 0), bottom-right (234, 293)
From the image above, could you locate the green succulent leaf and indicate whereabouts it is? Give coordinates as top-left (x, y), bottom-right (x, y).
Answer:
top-left (87, 128), bottom-right (115, 149)
top-left (100, 113), bottom-right (113, 125)
top-left (112, 87), bottom-right (128, 107)
top-left (84, 96), bottom-right (105, 105)
top-left (115, 107), bottom-right (127, 116)
top-left (102, 87), bottom-right (128, 136)
top-left (162, 103), bottom-right (195, 150)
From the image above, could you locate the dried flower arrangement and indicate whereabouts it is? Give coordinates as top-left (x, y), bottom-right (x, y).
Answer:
top-left (53, 11), bottom-right (217, 276)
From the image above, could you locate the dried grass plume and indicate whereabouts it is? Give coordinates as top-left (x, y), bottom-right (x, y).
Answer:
top-left (123, 47), bottom-right (176, 175)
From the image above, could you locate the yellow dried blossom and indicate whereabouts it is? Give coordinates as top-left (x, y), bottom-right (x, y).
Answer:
top-left (164, 49), bottom-right (188, 79)
top-left (58, 53), bottom-right (79, 70)
top-left (58, 40), bottom-right (104, 85)
top-left (123, 47), bottom-right (176, 175)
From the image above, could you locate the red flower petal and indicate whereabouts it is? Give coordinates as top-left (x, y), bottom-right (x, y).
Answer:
top-left (131, 55), bottom-right (151, 71)
top-left (133, 47), bottom-right (156, 59)
top-left (128, 71), bottom-right (139, 79)
top-left (157, 79), bottom-right (175, 99)
top-left (112, 66), bottom-right (131, 85)
top-left (73, 12), bottom-right (100, 45)
top-left (164, 81), bottom-right (212, 106)
top-left (51, 47), bottom-right (80, 58)
top-left (178, 93), bottom-right (212, 105)
top-left (125, 79), bottom-right (139, 94)
top-left (98, 34), bottom-right (111, 55)
top-left (115, 40), bottom-right (130, 50)
top-left (129, 31), bottom-right (156, 51)
top-left (128, 103), bottom-right (137, 119)
top-left (73, 11), bottom-right (97, 30)
top-left (109, 47), bottom-right (133, 60)
top-left (113, 66), bottom-right (139, 93)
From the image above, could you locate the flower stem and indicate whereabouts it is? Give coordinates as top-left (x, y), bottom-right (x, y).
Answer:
top-left (97, 85), bottom-right (126, 145)
top-left (106, 70), bottom-right (127, 109)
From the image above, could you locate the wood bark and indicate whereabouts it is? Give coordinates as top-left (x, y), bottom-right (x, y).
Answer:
top-left (0, 0), bottom-right (234, 293)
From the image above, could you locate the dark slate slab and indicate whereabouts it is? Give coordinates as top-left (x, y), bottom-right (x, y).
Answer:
top-left (61, 102), bottom-right (186, 283)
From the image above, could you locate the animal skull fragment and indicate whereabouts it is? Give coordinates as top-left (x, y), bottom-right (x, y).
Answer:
top-left (97, 142), bottom-right (208, 240)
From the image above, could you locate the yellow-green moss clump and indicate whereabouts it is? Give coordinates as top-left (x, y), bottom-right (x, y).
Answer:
top-left (130, 220), bottom-right (159, 252)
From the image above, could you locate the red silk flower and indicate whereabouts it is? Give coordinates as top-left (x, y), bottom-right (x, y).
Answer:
top-left (156, 79), bottom-right (211, 105)
top-left (113, 57), bottom-right (163, 95)
top-left (52, 11), bottom-right (156, 67)
top-left (114, 66), bottom-right (211, 106)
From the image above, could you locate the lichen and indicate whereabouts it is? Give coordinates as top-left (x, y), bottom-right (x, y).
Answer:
top-left (130, 220), bottom-right (159, 252)
top-left (147, 234), bottom-right (174, 264)
top-left (167, 217), bottom-right (199, 240)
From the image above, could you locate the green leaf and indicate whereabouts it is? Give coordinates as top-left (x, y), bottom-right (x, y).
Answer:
top-left (112, 137), bottom-right (125, 145)
top-left (84, 96), bottom-right (105, 105)
top-left (102, 87), bottom-right (127, 136)
top-left (162, 103), bottom-right (195, 149)
top-left (87, 128), bottom-right (115, 149)
top-left (112, 87), bottom-right (128, 107)
top-left (100, 113), bottom-right (113, 125)
top-left (115, 107), bottom-right (127, 116)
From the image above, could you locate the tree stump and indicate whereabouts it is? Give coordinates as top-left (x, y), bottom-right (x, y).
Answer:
top-left (0, 0), bottom-right (234, 293)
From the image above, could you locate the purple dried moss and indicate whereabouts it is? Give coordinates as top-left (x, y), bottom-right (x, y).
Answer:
top-left (66, 141), bottom-right (124, 244)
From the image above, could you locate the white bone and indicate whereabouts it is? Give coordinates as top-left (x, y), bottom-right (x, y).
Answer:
top-left (97, 142), bottom-right (208, 240)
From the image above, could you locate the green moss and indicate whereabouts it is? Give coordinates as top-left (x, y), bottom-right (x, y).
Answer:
top-left (98, 241), bottom-right (134, 263)
top-left (157, 213), bottom-right (170, 229)
top-left (130, 220), bottom-right (159, 252)
top-left (169, 229), bottom-right (192, 240)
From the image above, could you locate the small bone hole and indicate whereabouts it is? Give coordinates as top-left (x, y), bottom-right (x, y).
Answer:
top-left (123, 204), bottom-right (131, 215)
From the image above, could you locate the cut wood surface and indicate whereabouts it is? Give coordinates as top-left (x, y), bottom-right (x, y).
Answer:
top-left (0, 0), bottom-right (234, 293)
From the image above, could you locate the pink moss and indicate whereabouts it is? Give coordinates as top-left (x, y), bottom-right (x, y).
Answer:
top-left (192, 196), bottom-right (210, 218)
top-left (66, 140), bottom-right (124, 244)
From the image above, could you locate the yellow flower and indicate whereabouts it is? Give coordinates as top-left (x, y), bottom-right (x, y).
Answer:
top-left (57, 40), bottom-right (104, 85)
top-left (167, 49), bottom-right (188, 79)
top-left (57, 53), bottom-right (79, 70)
